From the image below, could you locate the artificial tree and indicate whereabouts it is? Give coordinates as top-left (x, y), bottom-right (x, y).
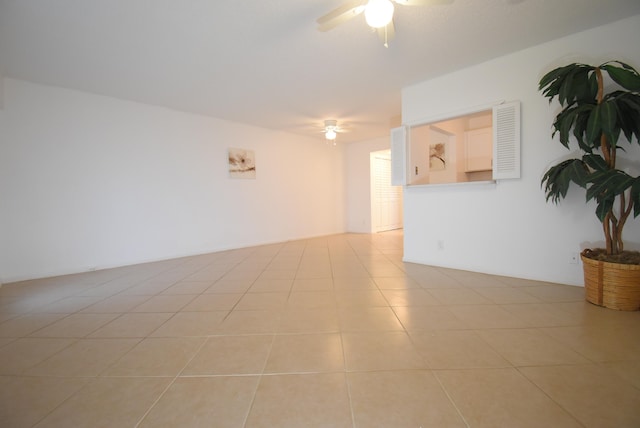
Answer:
top-left (539, 60), bottom-right (640, 263)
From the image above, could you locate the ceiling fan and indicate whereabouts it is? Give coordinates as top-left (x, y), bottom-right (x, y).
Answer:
top-left (317, 0), bottom-right (454, 46)
top-left (322, 119), bottom-right (348, 144)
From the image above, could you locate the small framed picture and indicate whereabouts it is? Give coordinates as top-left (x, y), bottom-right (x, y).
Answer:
top-left (429, 142), bottom-right (446, 171)
top-left (228, 148), bottom-right (256, 179)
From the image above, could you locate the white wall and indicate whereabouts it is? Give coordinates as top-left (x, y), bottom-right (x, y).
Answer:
top-left (401, 15), bottom-right (640, 286)
top-left (345, 136), bottom-right (391, 233)
top-left (0, 77), bottom-right (5, 286)
top-left (0, 79), bottom-right (346, 282)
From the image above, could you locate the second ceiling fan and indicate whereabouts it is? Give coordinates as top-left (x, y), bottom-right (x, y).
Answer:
top-left (317, 0), bottom-right (454, 47)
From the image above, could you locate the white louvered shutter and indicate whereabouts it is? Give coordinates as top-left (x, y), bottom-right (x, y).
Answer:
top-left (492, 101), bottom-right (521, 180)
top-left (390, 126), bottom-right (408, 186)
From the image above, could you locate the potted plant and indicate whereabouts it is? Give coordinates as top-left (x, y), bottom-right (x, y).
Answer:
top-left (539, 60), bottom-right (640, 311)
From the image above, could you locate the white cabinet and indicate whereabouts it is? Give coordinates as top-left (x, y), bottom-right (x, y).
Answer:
top-left (465, 127), bottom-right (492, 172)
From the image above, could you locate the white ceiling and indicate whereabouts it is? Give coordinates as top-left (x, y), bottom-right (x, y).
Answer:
top-left (2, 0), bottom-right (639, 143)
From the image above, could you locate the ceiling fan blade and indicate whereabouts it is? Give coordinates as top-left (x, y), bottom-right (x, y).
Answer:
top-left (316, 0), bottom-right (367, 32)
top-left (377, 21), bottom-right (395, 47)
top-left (393, 0), bottom-right (454, 5)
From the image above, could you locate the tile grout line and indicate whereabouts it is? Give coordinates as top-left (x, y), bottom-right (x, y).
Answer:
top-left (431, 370), bottom-right (472, 428)
top-left (133, 334), bottom-right (211, 428)
top-left (241, 239), bottom-right (305, 427)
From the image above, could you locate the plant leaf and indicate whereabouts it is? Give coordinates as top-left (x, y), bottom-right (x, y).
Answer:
top-left (553, 106), bottom-right (578, 148)
top-left (632, 177), bottom-right (640, 218)
top-left (595, 197), bottom-right (614, 222)
top-left (582, 154), bottom-right (607, 171)
top-left (553, 104), bottom-right (594, 149)
top-left (539, 64), bottom-right (597, 105)
top-left (541, 159), bottom-right (589, 202)
top-left (616, 93), bottom-right (640, 143)
top-left (586, 103), bottom-right (603, 145)
top-left (587, 169), bottom-right (634, 202)
top-left (599, 100), bottom-right (619, 148)
top-left (602, 62), bottom-right (640, 91)
top-left (586, 170), bottom-right (628, 222)
top-left (572, 104), bottom-right (595, 151)
top-left (539, 64), bottom-right (575, 99)
top-left (572, 68), bottom-right (597, 102)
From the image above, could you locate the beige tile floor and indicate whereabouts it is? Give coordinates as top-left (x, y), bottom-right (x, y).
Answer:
top-left (1, 231), bottom-right (639, 427)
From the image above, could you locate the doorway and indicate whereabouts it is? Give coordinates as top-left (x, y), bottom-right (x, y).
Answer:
top-left (370, 150), bottom-right (403, 233)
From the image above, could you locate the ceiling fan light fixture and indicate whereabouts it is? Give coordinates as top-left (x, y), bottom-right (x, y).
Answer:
top-left (364, 0), bottom-right (394, 28)
top-left (324, 119), bottom-right (338, 141)
top-left (325, 129), bottom-right (337, 140)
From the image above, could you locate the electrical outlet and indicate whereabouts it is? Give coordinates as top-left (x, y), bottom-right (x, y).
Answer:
top-left (569, 252), bottom-right (579, 264)
top-left (437, 240), bottom-right (444, 250)
top-left (415, 166), bottom-right (419, 175)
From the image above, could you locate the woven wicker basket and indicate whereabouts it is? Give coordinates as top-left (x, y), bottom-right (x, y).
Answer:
top-left (581, 250), bottom-right (640, 311)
